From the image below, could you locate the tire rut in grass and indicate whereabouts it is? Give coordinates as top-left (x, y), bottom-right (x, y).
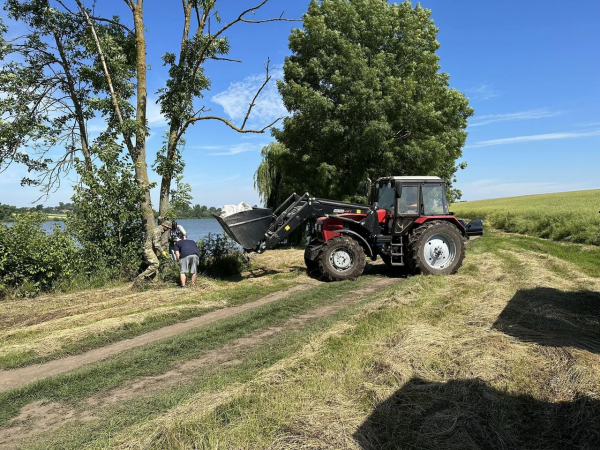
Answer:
top-left (0, 277), bottom-right (398, 450)
top-left (0, 283), bottom-right (317, 394)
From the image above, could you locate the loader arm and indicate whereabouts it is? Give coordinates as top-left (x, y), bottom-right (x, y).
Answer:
top-left (215, 193), bottom-right (371, 253)
top-left (259, 193), bottom-right (371, 252)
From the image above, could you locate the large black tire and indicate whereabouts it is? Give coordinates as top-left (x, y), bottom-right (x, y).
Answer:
top-left (407, 220), bottom-right (465, 275)
top-left (304, 241), bottom-right (321, 274)
top-left (318, 236), bottom-right (366, 281)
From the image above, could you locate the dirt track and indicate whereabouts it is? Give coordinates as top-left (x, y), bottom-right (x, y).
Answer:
top-left (0, 277), bottom-right (398, 449)
top-left (0, 283), bottom-right (315, 393)
top-left (0, 239), bottom-right (479, 394)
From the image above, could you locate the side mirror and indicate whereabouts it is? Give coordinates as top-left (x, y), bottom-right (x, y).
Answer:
top-left (395, 182), bottom-right (402, 198)
top-left (365, 178), bottom-right (372, 199)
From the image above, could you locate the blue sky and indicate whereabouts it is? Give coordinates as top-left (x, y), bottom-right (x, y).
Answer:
top-left (1, 0), bottom-right (599, 207)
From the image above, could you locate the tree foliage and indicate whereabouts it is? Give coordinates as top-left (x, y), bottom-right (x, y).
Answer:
top-left (66, 139), bottom-right (145, 279)
top-left (259, 0), bottom-right (473, 205)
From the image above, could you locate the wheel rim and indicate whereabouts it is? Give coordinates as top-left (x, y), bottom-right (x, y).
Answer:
top-left (329, 248), bottom-right (353, 271)
top-left (423, 234), bottom-right (456, 270)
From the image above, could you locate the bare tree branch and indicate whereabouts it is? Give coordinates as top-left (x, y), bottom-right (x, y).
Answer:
top-left (241, 58), bottom-right (272, 130)
top-left (55, 0), bottom-right (134, 34)
top-left (210, 56), bottom-right (242, 63)
top-left (182, 116), bottom-right (280, 137)
top-left (191, 0), bottom-right (299, 93)
top-left (74, 0), bottom-right (135, 155)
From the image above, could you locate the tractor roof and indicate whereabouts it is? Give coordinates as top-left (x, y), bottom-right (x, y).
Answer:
top-left (377, 176), bottom-right (443, 182)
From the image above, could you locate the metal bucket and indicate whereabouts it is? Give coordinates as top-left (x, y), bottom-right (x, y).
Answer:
top-left (214, 208), bottom-right (274, 250)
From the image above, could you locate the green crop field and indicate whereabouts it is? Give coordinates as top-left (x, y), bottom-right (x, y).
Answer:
top-left (451, 189), bottom-right (600, 245)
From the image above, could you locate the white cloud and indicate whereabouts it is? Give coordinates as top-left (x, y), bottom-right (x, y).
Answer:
top-left (575, 121), bottom-right (600, 128)
top-left (192, 142), bottom-right (268, 156)
top-left (211, 68), bottom-right (287, 129)
top-left (466, 129), bottom-right (600, 148)
top-left (457, 179), bottom-right (599, 201)
top-left (469, 108), bottom-right (561, 127)
top-left (146, 98), bottom-right (167, 128)
top-left (466, 83), bottom-right (501, 101)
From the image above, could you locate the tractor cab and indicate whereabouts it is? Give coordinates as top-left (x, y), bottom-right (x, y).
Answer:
top-left (373, 176), bottom-right (451, 234)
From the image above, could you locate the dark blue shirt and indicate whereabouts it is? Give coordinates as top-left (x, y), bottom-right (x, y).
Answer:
top-left (174, 239), bottom-right (200, 259)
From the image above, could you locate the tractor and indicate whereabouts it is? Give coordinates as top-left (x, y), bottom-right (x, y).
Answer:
top-left (215, 176), bottom-right (483, 281)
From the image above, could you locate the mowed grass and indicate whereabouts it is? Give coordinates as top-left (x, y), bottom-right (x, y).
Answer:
top-left (92, 231), bottom-right (600, 450)
top-left (451, 188), bottom-right (600, 245)
top-left (0, 249), bottom-right (307, 369)
top-left (6, 231), bottom-right (600, 449)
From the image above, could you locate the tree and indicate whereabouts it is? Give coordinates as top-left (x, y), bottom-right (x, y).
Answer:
top-left (254, 142), bottom-right (292, 208)
top-left (0, 2), bottom-right (95, 194)
top-left (66, 138), bottom-right (145, 278)
top-left (1, 0), bottom-right (296, 279)
top-left (154, 0), bottom-right (298, 218)
top-left (259, 0), bottom-right (473, 205)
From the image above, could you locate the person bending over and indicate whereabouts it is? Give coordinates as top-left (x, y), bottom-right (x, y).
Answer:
top-left (173, 238), bottom-right (200, 287)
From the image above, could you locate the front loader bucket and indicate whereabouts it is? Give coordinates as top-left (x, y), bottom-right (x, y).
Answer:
top-left (214, 208), bottom-right (274, 250)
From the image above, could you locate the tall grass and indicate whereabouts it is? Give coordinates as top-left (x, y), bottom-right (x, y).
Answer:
top-left (452, 189), bottom-right (600, 245)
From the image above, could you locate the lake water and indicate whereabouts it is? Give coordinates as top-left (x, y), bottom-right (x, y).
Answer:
top-left (15, 218), bottom-right (225, 241)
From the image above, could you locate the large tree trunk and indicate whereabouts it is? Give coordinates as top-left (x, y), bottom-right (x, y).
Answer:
top-left (158, 124), bottom-right (180, 217)
top-left (132, 0), bottom-right (155, 240)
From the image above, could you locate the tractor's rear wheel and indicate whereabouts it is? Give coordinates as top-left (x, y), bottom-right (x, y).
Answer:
top-left (407, 221), bottom-right (465, 275)
top-left (318, 236), bottom-right (366, 281)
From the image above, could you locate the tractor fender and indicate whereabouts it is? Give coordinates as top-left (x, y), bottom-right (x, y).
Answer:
top-left (338, 229), bottom-right (373, 257)
top-left (414, 216), bottom-right (466, 236)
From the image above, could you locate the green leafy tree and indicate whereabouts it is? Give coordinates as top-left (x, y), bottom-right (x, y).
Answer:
top-left (0, 2), bottom-right (95, 193)
top-left (260, 0), bottom-right (473, 205)
top-left (66, 140), bottom-right (145, 279)
top-left (0, 203), bottom-right (17, 221)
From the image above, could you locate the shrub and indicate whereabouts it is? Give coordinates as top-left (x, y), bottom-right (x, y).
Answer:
top-left (198, 233), bottom-right (248, 278)
top-left (0, 212), bottom-right (79, 297)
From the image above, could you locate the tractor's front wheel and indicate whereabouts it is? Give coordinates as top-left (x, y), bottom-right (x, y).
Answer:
top-left (407, 221), bottom-right (465, 275)
top-left (318, 236), bottom-right (366, 281)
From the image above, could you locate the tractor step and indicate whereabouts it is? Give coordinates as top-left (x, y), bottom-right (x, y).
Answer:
top-left (390, 244), bottom-right (404, 266)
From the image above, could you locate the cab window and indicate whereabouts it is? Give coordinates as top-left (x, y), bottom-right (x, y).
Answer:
top-left (398, 185), bottom-right (419, 214)
top-left (422, 184), bottom-right (447, 215)
top-left (377, 185), bottom-right (396, 210)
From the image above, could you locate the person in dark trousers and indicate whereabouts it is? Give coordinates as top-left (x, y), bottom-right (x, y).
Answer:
top-left (173, 238), bottom-right (201, 287)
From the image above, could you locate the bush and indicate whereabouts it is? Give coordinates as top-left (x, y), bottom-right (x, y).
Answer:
top-left (198, 233), bottom-right (248, 278)
top-left (0, 212), bottom-right (79, 297)
top-left (66, 142), bottom-right (146, 280)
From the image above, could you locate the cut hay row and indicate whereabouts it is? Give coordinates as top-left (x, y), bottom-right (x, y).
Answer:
top-left (0, 250), bottom-right (306, 369)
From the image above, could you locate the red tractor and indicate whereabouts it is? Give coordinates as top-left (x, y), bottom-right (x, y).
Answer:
top-left (216, 176), bottom-right (482, 281)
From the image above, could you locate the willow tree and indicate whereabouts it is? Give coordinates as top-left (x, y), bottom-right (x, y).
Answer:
top-left (259, 0), bottom-right (473, 204)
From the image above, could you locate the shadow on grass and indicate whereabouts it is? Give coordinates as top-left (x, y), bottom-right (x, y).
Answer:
top-left (493, 287), bottom-right (600, 354)
top-left (354, 377), bottom-right (600, 450)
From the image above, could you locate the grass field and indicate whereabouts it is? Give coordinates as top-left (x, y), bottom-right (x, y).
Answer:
top-left (0, 231), bottom-right (599, 449)
top-left (451, 189), bottom-right (600, 245)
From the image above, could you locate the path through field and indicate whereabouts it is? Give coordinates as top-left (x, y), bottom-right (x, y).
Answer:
top-left (0, 284), bottom-right (315, 392)
top-left (0, 275), bottom-right (399, 449)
